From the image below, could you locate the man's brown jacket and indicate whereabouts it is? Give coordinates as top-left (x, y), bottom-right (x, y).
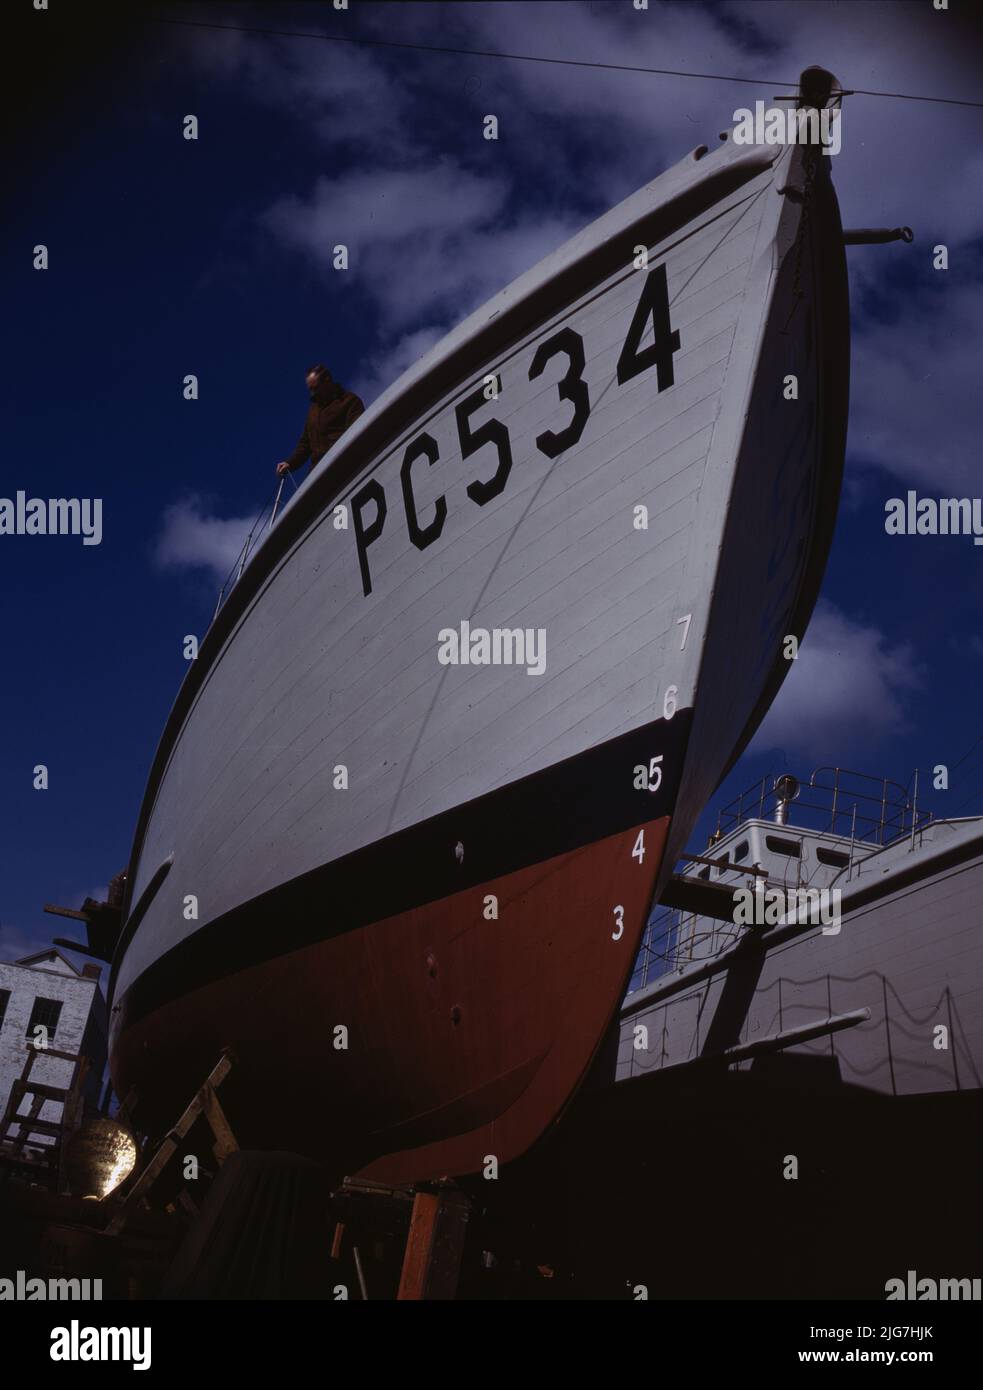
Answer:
top-left (284, 388), bottom-right (365, 474)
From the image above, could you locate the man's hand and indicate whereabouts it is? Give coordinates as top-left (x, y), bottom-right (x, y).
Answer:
top-left (276, 461), bottom-right (291, 477)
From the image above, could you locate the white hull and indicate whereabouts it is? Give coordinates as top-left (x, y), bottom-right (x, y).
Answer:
top-left (111, 126), bottom-right (848, 1153)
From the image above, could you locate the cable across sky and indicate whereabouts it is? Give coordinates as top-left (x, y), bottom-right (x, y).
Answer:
top-left (145, 14), bottom-right (983, 111)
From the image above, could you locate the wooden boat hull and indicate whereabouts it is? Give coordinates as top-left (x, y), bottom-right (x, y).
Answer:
top-left (110, 122), bottom-right (848, 1182)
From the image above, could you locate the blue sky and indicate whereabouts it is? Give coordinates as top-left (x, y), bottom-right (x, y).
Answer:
top-left (2, 0), bottom-right (982, 967)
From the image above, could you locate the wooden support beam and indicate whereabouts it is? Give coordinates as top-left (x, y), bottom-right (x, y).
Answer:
top-left (660, 873), bottom-right (747, 922)
top-left (13, 1095), bottom-right (48, 1150)
top-left (105, 1050), bottom-right (235, 1236)
top-left (397, 1187), bottom-right (471, 1300)
top-left (397, 1192), bottom-right (441, 1300)
top-left (58, 1055), bottom-right (90, 1193)
top-left (200, 1082), bottom-right (238, 1163)
top-left (20, 1082), bottom-right (69, 1103)
top-left (43, 904), bottom-right (89, 922)
top-left (22, 1044), bottom-right (85, 1064)
top-left (15, 1115), bottom-right (62, 1137)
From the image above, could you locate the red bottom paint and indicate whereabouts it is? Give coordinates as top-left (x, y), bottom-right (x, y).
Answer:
top-left (112, 816), bottom-right (669, 1183)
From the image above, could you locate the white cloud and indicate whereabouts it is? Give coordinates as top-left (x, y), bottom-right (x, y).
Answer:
top-left (264, 162), bottom-right (509, 253)
top-left (352, 323), bottom-right (449, 404)
top-left (263, 162), bottom-right (582, 325)
top-left (261, 161), bottom-right (509, 331)
top-left (182, 20), bottom-right (414, 150)
top-left (445, 0), bottom-right (766, 176)
top-left (750, 600), bottom-right (924, 760)
top-left (154, 496), bottom-right (262, 583)
top-left (849, 278), bottom-right (983, 492)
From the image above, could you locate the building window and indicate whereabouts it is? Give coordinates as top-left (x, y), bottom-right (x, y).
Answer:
top-left (816, 847), bottom-right (849, 868)
top-left (25, 997), bottom-right (63, 1042)
top-left (766, 835), bottom-right (801, 858)
top-left (0, 989), bottom-right (10, 1029)
top-left (734, 841), bottom-right (749, 862)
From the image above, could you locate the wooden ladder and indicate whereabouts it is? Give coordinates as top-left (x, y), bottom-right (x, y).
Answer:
top-left (105, 1049), bottom-right (239, 1235)
top-left (0, 1044), bottom-right (90, 1187)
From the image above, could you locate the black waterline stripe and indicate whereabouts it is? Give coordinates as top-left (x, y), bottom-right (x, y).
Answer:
top-left (112, 710), bottom-right (692, 1035)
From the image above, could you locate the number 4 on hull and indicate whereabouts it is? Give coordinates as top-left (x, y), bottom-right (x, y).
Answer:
top-left (616, 263), bottom-right (681, 392)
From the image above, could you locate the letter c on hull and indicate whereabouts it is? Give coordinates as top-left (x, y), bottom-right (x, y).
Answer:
top-left (400, 433), bottom-right (447, 550)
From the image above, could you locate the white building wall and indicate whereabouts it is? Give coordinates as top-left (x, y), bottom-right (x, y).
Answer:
top-left (0, 952), bottom-right (107, 1148)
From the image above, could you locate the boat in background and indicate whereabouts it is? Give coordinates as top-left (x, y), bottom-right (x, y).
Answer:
top-left (618, 766), bottom-right (983, 1097)
top-left (105, 69), bottom-right (849, 1184)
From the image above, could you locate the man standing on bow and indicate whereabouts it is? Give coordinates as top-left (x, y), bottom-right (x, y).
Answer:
top-left (276, 365), bottom-right (365, 479)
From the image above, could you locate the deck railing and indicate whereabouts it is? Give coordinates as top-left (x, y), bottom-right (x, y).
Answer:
top-left (627, 766), bottom-right (936, 995)
top-left (711, 766), bottom-right (933, 847)
top-left (211, 472), bottom-right (298, 622)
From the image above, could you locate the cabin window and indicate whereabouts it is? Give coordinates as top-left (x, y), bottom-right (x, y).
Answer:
top-left (734, 841), bottom-right (749, 862)
top-left (0, 990), bottom-right (10, 1030)
top-left (25, 997), bottom-right (63, 1042)
top-left (698, 866), bottom-right (711, 881)
top-left (765, 835), bottom-right (801, 858)
top-left (816, 848), bottom-right (850, 868)
top-left (714, 852), bottom-right (730, 876)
